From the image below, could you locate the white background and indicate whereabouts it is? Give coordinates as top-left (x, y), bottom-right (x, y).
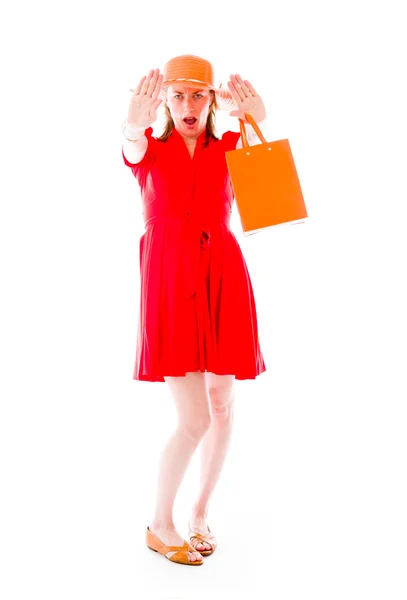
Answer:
top-left (1, 1), bottom-right (406, 599)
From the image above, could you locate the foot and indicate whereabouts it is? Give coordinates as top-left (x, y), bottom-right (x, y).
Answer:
top-left (188, 515), bottom-right (214, 553)
top-left (148, 523), bottom-right (203, 563)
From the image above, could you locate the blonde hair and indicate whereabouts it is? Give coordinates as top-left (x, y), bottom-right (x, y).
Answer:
top-left (157, 88), bottom-right (220, 148)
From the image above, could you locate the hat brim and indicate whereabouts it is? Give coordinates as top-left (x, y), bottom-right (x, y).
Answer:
top-left (159, 80), bottom-right (237, 111)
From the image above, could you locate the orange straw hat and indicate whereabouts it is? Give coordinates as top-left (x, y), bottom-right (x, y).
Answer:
top-left (159, 54), bottom-right (238, 111)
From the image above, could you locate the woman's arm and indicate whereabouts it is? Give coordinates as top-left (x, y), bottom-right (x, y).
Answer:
top-left (122, 120), bottom-right (148, 164)
top-left (122, 136), bottom-right (148, 164)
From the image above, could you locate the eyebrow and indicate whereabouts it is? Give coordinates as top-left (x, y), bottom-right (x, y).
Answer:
top-left (173, 90), bottom-right (205, 94)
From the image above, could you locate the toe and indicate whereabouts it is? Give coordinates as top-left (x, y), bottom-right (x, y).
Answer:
top-left (188, 551), bottom-right (202, 562)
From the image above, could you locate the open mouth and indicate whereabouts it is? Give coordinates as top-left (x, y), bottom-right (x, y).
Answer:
top-left (183, 117), bottom-right (197, 126)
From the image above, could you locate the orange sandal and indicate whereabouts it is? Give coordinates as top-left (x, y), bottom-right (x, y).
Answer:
top-left (188, 524), bottom-right (217, 556)
top-left (146, 527), bottom-right (204, 566)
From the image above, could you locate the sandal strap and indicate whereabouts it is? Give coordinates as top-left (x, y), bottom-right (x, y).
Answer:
top-left (157, 540), bottom-right (200, 561)
top-left (190, 533), bottom-right (215, 542)
top-left (156, 540), bottom-right (188, 555)
top-left (169, 541), bottom-right (198, 562)
top-left (189, 532), bottom-right (217, 551)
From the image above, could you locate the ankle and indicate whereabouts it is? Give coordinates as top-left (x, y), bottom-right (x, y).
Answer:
top-left (150, 519), bottom-right (176, 531)
top-left (191, 506), bottom-right (208, 520)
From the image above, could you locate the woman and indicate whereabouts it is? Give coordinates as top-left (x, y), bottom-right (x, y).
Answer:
top-left (122, 55), bottom-right (267, 566)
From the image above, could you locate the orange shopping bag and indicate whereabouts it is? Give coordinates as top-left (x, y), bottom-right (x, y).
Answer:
top-left (225, 113), bottom-right (308, 236)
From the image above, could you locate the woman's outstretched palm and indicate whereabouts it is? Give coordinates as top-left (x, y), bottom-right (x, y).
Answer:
top-left (128, 68), bottom-right (164, 129)
top-left (227, 73), bottom-right (266, 124)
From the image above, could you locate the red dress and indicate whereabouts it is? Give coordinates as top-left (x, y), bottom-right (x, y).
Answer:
top-left (122, 126), bottom-right (266, 382)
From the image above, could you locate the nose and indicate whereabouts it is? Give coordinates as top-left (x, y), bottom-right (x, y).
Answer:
top-left (184, 98), bottom-right (194, 112)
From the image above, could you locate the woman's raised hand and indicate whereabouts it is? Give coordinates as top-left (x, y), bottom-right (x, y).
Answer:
top-left (227, 74), bottom-right (266, 124)
top-left (127, 68), bottom-right (164, 129)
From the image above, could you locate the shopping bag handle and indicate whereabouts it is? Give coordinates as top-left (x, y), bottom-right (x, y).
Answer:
top-left (238, 113), bottom-right (268, 147)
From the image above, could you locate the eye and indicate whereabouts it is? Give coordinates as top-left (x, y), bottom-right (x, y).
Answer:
top-left (174, 94), bottom-right (203, 99)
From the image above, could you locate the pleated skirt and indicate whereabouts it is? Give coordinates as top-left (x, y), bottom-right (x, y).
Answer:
top-left (133, 216), bottom-right (266, 382)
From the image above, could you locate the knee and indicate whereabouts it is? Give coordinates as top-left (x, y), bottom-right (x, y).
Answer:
top-left (211, 403), bottom-right (233, 421)
top-left (179, 414), bottom-right (212, 441)
top-left (209, 390), bottom-right (235, 420)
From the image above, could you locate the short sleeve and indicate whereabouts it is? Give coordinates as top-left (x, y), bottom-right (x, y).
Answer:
top-left (122, 127), bottom-right (158, 183)
top-left (221, 130), bottom-right (241, 152)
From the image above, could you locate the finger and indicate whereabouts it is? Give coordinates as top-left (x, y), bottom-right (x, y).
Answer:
top-left (146, 68), bottom-right (159, 96)
top-left (151, 73), bottom-right (164, 100)
top-left (132, 75), bottom-right (146, 96)
top-left (227, 79), bottom-right (244, 104)
top-left (140, 69), bottom-right (154, 96)
top-left (228, 76), bottom-right (244, 102)
top-left (146, 69), bottom-right (157, 96)
top-left (228, 111), bottom-right (249, 123)
top-left (229, 74), bottom-right (246, 102)
top-left (235, 74), bottom-right (252, 97)
top-left (244, 79), bottom-right (258, 96)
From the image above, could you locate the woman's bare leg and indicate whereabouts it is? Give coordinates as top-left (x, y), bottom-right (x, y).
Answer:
top-left (188, 373), bottom-right (236, 552)
top-left (148, 371), bottom-right (212, 562)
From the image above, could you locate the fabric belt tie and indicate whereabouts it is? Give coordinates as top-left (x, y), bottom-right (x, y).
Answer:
top-left (144, 213), bottom-right (230, 298)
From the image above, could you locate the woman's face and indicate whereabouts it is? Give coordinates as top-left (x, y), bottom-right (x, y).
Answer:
top-left (165, 84), bottom-right (213, 140)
